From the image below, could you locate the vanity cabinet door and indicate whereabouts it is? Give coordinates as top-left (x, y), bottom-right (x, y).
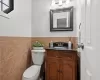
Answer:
top-left (46, 50), bottom-right (77, 80)
top-left (46, 57), bottom-right (59, 80)
top-left (59, 59), bottom-right (75, 80)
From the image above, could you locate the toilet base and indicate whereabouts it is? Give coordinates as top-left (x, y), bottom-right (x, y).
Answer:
top-left (38, 77), bottom-right (43, 80)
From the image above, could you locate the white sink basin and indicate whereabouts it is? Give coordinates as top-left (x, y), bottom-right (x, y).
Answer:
top-left (53, 47), bottom-right (67, 50)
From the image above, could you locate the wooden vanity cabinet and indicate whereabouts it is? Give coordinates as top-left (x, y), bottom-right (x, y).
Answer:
top-left (45, 49), bottom-right (77, 80)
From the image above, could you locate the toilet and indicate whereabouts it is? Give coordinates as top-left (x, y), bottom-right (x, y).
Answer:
top-left (22, 49), bottom-right (45, 80)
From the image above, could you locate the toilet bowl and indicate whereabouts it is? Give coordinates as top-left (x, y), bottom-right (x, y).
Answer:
top-left (22, 49), bottom-right (45, 80)
top-left (22, 65), bottom-right (41, 80)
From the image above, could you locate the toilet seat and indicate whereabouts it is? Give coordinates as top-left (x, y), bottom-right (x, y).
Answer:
top-left (23, 65), bottom-right (41, 78)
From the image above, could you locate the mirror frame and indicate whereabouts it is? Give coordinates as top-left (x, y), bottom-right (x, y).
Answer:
top-left (50, 6), bottom-right (73, 31)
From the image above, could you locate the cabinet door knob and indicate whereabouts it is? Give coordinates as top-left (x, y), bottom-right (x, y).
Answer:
top-left (57, 70), bottom-right (60, 72)
top-left (60, 70), bottom-right (63, 73)
top-left (56, 56), bottom-right (58, 57)
top-left (57, 70), bottom-right (63, 73)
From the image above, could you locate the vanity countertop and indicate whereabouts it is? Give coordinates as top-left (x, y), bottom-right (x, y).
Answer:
top-left (45, 47), bottom-right (80, 57)
top-left (45, 47), bottom-right (77, 52)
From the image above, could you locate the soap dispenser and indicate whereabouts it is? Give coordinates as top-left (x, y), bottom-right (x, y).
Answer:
top-left (50, 41), bottom-right (53, 48)
top-left (68, 38), bottom-right (72, 49)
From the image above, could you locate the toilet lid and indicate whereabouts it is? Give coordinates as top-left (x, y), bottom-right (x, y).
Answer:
top-left (23, 65), bottom-right (41, 78)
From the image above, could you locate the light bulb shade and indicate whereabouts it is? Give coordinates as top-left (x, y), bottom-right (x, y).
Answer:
top-left (66, 0), bottom-right (70, 4)
top-left (51, 0), bottom-right (55, 6)
top-left (58, 0), bottom-right (62, 6)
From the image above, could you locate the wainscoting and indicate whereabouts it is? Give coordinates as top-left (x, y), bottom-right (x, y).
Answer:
top-left (0, 37), bottom-right (32, 80)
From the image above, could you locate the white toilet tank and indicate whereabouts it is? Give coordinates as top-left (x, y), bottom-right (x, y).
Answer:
top-left (31, 49), bottom-right (45, 65)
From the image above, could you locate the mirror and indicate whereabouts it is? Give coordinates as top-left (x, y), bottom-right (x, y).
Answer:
top-left (50, 6), bottom-right (73, 31)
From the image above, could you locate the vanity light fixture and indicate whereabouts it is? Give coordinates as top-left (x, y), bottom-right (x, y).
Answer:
top-left (51, 0), bottom-right (71, 7)
top-left (50, 0), bottom-right (71, 9)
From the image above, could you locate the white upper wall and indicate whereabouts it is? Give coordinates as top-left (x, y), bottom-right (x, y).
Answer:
top-left (32, 0), bottom-right (77, 37)
top-left (0, 0), bottom-right (32, 37)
